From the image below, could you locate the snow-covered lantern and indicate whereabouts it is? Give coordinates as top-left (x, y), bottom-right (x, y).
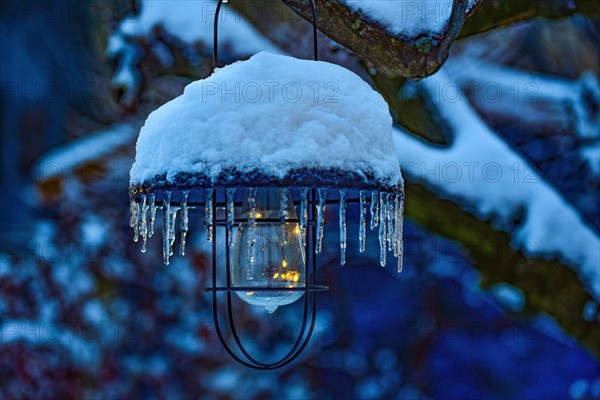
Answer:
top-left (129, 0), bottom-right (403, 369)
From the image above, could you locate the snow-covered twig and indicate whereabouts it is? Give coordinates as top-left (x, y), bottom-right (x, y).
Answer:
top-left (394, 69), bottom-right (600, 300)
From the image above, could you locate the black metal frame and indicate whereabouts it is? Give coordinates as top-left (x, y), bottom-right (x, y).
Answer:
top-left (213, 0), bottom-right (319, 69)
top-left (205, 187), bottom-right (325, 370)
top-left (127, 0), bottom-right (406, 370)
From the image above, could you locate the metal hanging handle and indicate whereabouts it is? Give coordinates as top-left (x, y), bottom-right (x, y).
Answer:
top-left (213, 0), bottom-right (319, 69)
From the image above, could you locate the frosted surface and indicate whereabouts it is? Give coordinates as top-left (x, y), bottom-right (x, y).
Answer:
top-left (342, 0), bottom-right (454, 36)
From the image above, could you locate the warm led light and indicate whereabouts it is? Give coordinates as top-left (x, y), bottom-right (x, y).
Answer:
top-left (232, 188), bottom-right (306, 313)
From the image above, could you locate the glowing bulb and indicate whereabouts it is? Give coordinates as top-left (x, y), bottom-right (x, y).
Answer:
top-left (232, 188), bottom-right (306, 313)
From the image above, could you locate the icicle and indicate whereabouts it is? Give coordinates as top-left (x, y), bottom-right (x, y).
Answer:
top-left (299, 187), bottom-right (309, 248)
top-left (279, 189), bottom-right (288, 224)
top-left (169, 206), bottom-right (179, 257)
top-left (359, 190), bottom-right (367, 253)
top-left (378, 193), bottom-right (387, 267)
top-left (386, 193), bottom-right (394, 252)
top-left (226, 188), bottom-right (236, 248)
top-left (162, 191), bottom-right (172, 265)
top-left (148, 193), bottom-right (156, 238)
top-left (339, 189), bottom-right (347, 265)
top-left (247, 188), bottom-right (257, 264)
top-left (131, 199), bottom-right (140, 242)
top-left (205, 188), bottom-right (214, 242)
top-left (129, 198), bottom-right (137, 227)
top-left (140, 194), bottom-right (149, 253)
top-left (397, 195), bottom-right (405, 273)
top-left (248, 187), bottom-right (257, 228)
top-left (316, 188), bottom-right (327, 254)
top-left (392, 195), bottom-right (399, 257)
top-left (180, 191), bottom-right (189, 256)
top-left (370, 191), bottom-right (379, 230)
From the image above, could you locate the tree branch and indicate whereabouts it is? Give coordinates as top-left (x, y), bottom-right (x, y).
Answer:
top-left (406, 182), bottom-right (600, 355)
top-left (280, 0), bottom-right (468, 78)
top-left (460, 0), bottom-right (599, 39)
top-left (368, 68), bottom-right (600, 355)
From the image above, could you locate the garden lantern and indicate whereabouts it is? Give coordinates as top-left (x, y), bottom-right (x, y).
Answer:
top-left (129, 0), bottom-right (404, 369)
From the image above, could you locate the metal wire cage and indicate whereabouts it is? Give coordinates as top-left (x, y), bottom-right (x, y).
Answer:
top-left (206, 187), bottom-right (324, 370)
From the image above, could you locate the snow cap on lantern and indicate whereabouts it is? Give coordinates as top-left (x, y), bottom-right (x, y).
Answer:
top-left (129, 52), bottom-right (403, 193)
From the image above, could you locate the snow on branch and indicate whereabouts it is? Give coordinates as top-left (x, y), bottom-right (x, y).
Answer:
top-left (282, 0), bottom-right (468, 77)
top-left (393, 69), bottom-right (600, 300)
top-left (115, 0), bottom-right (278, 56)
top-left (106, 0), bottom-right (282, 101)
top-left (442, 57), bottom-right (600, 175)
top-left (283, 0), bottom-right (598, 77)
top-left (33, 124), bottom-right (136, 181)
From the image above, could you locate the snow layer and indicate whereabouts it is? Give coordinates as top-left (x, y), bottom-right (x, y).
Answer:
top-left (342, 0), bottom-right (454, 36)
top-left (442, 58), bottom-right (600, 175)
top-left (34, 124), bottom-right (136, 180)
top-left (130, 52), bottom-right (401, 187)
top-left (117, 0), bottom-right (278, 55)
top-left (394, 69), bottom-right (600, 300)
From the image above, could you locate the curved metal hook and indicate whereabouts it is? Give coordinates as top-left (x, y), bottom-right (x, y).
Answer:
top-left (213, 0), bottom-right (319, 69)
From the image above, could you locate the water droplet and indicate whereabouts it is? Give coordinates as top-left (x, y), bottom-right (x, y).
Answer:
top-left (265, 305), bottom-right (277, 313)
